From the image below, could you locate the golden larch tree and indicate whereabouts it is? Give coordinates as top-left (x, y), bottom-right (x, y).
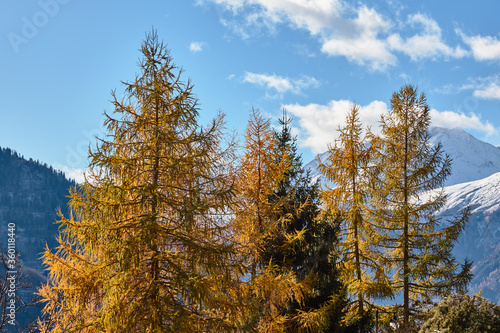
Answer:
top-left (232, 109), bottom-right (327, 332)
top-left (37, 31), bottom-right (245, 332)
top-left (319, 104), bottom-right (392, 330)
top-left (370, 84), bottom-right (472, 332)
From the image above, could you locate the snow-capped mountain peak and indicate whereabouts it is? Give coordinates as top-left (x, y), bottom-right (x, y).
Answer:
top-left (428, 127), bottom-right (500, 186)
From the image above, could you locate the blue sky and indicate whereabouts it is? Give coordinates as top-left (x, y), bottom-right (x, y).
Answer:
top-left (1, 0), bottom-right (500, 182)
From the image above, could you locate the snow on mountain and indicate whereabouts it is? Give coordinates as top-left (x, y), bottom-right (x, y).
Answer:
top-left (428, 127), bottom-right (500, 186)
top-left (303, 127), bottom-right (500, 303)
top-left (438, 172), bottom-right (500, 260)
top-left (440, 172), bottom-right (500, 220)
top-left (304, 127), bottom-right (500, 187)
top-left (304, 151), bottom-right (328, 184)
top-left (437, 173), bottom-right (500, 303)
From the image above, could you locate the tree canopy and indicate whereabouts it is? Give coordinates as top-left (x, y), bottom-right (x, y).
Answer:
top-left (38, 31), bottom-right (243, 332)
top-left (35, 32), bottom-right (478, 333)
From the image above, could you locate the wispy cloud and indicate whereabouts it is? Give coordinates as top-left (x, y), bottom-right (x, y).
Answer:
top-left (434, 74), bottom-right (500, 101)
top-left (284, 100), bottom-right (388, 153)
top-left (452, 75), bottom-right (500, 100)
top-left (189, 41), bottom-right (206, 53)
top-left (473, 83), bottom-right (500, 100)
top-left (291, 43), bottom-right (316, 58)
top-left (432, 83), bottom-right (458, 95)
top-left (459, 31), bottom-right (500, 61)
top-left (204, 0), bottom-right (468, 71)
top-left (243, 72), bottom-right (320, 97)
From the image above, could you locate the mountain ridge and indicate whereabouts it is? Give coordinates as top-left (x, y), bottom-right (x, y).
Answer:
top-left (304, 127), bottom-right (500, 187)
top-left (438, 171), bottom-right (500, 303)
top-left (428, 127), bottom-right (500, 186)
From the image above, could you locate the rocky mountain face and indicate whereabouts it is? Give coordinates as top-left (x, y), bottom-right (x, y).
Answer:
top-left (305, 127), bottom-right (500, 304)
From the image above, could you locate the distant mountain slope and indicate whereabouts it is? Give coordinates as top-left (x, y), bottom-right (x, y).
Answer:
top-left (428, 127), bottom-right (500, 186)
top-left (0, 147), bottom-right (74, 270)
top-left (303, 151), bottom-right (328, 184)
top-left (0, 147), bottom-right (75, 330)
top-left (471, 243), bottom-right (500, 304)
top-left (438, 172), bottom-right (500, 303)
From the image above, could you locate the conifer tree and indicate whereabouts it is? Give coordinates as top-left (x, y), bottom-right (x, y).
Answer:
top-left (262, 109), bottom-right (321, 273)
top-left (370, 84), bottom-right (472, 332)
top-left (318, 104), bottom-right (391, 330)
top-left (266, 110), bottom-right (346, 332)
top-left (419, 294), bottom-right (500, 332)
top-left (234, 108), bottom-right (284, 279)
top-left (37, 31), bottom-right (244, 332)
top-left (232, 109), bottom-right (330, 332)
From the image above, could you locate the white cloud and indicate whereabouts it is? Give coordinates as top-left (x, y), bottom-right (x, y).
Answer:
top-left (388, 14), bottom-right (468, 61)
top-left (243, 72), bottom-right (320, 96)
top-left (206, 1), bottom-right (467, 71)
top-left (189, 41), bottom-right (206, 53)
top-left (473, 83), bottom-right (500, 100)
top-left (450, 74), bottom-right (500, 100)
top-left (284, 100), bottom-right (388, 153)
top-left (211, 0), bottom-right (396, 70)
top-left (283, 99), bottom-right (497, 154)
top-left (212, 0), bottom-right (342, 35)
top-left (460, 32), bottom-right (500, 61)
top-left (321, 6), bottom-right (396, 71)
top-left (430, 109), bottom-right (496, 135)
top-left (55, 165), bottom-right (86, 183)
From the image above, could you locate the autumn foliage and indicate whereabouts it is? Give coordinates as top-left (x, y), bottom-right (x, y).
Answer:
top-left (36, 32), bottom-right (481, 333)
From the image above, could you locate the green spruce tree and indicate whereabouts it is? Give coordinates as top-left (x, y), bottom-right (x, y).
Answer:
top-left (231, 109), bottom-right (348, 332)
top-left (232, 108), bottom-right (318, 332)
top-left (266, 110), bottom-right (346, 332)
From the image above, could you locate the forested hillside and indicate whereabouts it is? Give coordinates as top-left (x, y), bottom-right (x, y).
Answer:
top-left (0, 147), bottom-right (74, 270)
top-left (0, 147), bottom-right (75, 331)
